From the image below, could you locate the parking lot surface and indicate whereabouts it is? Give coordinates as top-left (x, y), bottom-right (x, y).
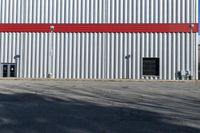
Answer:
top-left (0, 80), bottom-right (199, 133)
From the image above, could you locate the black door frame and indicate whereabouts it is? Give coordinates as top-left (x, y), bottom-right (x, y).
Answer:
top-left (1, 63), bottom-right (16, 77)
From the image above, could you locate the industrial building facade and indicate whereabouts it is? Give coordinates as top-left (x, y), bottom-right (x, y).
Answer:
top-left (0, 0), bottom-right (199, 80)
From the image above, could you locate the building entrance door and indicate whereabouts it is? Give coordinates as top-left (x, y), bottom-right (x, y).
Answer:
top-left (1, 64), bottom-right (16, 77)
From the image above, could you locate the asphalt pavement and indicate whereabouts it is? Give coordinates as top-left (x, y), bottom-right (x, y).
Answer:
top-left (0, 80), bottom-right (199, 133)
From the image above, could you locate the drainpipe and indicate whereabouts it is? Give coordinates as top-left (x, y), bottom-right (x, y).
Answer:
top-left (14, 55), bottom-right (20, 77)
top-left (48, 25), bottom-right (55, 78)
top-left (190, 0), bottom-right (195, 80)
top-left (125, 54), bottom-right (131, 79)
top-left (190, 23), bottom-right (194, 80)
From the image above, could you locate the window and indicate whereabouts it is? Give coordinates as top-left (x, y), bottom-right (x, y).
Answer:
top-left (143, 58), bottom-right (159, 76)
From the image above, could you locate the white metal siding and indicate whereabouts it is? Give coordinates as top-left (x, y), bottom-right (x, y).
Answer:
top-left (0, 32), bottom-right (198, 80)
top-left (0, 0), bottom-right (199, 80)
top-left (0, 0), bottom-right (198, 23)
top-left (198, 44), bottom-right (200, 79)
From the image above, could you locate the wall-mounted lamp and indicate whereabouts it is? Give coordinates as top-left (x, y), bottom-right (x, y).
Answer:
top-left (190, 24), bottom-right (195, 32)
top-left (50, 25), bottom-right (55, 32)
top-left (14, 55), bottom-right (20, 59)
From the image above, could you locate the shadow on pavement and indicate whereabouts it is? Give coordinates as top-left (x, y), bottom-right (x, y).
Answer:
top-left (0, 93), bottom-right (199, 133)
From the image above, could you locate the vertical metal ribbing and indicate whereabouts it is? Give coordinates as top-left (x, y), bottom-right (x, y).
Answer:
top-left (194, 0), bottom-right (198, 80)
top-left (0, 32), bottom-right (198, 80)
top-left (190, 0), bottom-right (195, 79)
top-left (80, 33), bottom-right (84, 78)
top-left (195, 34), bottom-right (199, 80)
top-left (168, 33), bottom-right (172, 79)
top-left (102, 33), bottom-right (106, 79)
top-left (0, 33), bottom-right (2, 76)
top-left (0, 0), bottom-right (197, 24)
top-left (0, 0), bottom-right (196, 23)
top-left (60, 33), bottom-right (64, 78)
top-left (76, 33), bottom-right (80, 79)
top-left (39, 33), bottom-right (43, 78)
top-left (0, 0), bottom-right (198, 80)
top-left (63, 33), bottom-right (67, 78)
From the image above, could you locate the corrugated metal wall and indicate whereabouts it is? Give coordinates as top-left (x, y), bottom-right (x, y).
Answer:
top-left (0, 32), bottom-right (198, 80)
top-left (199, 44), bottom-right (200, 79)
top-left (0, 0), bottom-right (198, 23)
top-left (0, 0), bottom-right (199, 80)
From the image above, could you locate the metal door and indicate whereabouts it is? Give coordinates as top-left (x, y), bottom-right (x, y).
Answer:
top-left (1, 64), bottom-right (16, 77)
top-left (10, 65), bottom-right (16, 77)
top-left (3, 65), bottom-right (8, 77)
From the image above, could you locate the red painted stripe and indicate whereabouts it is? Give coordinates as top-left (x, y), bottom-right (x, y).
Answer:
top-left (0, 23), bottom-right (198, 33)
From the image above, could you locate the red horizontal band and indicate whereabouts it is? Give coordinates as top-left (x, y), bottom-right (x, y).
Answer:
top-left (0, 23), bottom-right (198, 33)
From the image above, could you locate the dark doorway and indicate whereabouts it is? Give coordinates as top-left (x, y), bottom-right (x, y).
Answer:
top-left (1, 64), bottom-right (16, 77)
top-left (10, 65), bottom-right (16, 77)
top-left (3, 65), bottom-right (8, 77)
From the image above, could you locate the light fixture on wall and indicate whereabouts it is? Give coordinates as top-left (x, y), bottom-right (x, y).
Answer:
top-left (50, 25), bottom-right (55, 32)
top-left (14, 55), bottom-right (20, 59)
